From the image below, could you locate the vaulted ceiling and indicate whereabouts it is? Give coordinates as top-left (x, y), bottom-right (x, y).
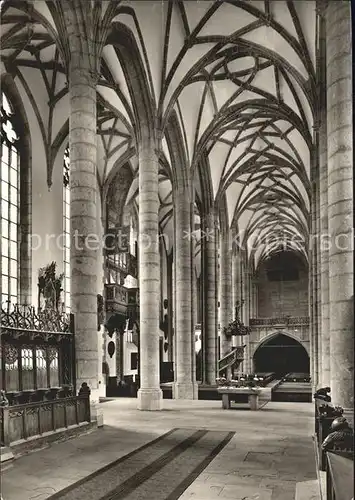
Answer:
top-left (0, 0), bottom-right (317, 270)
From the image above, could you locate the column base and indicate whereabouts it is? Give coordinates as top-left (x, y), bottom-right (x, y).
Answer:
top-left (172, 382), bottom-right (198, 400)
top-left (193, 381), bottom-right (199, 400)
top-left (90, 402), bottom-right (104, 427)
top-left (342, 408), bottom-right (354, 427)
top-left (137, 388), bottom-right (163, 411)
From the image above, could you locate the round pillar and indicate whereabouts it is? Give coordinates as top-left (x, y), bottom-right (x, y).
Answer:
top-left (319, 110), bottom-right (330, 386)
top-left (137, 136), bottom-right (163, 410)
top-left (191, 208), bottom-right (198, 399)
top-left (201, 212), bottom-right (218, 385)
top-left (310, 182), bottom-right (319, 388)
top-left (219, 227), bottom-right (233, 360)
top-left (67, 38), bottom-right (99, 401)
top-left (173, 187), bottom-right (196, 399)
top-left (326, 1), bottom-right (353, 410)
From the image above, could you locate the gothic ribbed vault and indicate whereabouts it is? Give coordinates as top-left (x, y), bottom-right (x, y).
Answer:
top-left (0, 0), bottom-right (316, 267)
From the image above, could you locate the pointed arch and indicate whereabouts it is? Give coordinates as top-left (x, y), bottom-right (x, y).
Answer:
top-left (255, 330), bottom-right (309, 356)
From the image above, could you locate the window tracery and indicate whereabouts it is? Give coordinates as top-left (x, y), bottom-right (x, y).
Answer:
top-left (1, 91), bottom-right (19, 305)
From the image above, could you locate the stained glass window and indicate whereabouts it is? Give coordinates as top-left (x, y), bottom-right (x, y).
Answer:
top-left (1, 91), bottom-right (19, 305)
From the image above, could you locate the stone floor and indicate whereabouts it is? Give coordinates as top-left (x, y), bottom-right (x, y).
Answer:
top-left (1, 399), bottom-right (318, 500)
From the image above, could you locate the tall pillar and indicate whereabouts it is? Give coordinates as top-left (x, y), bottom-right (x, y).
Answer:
top-left (219, 227), bottom-right (233, 360)
top-left (173, 186), bottom-right (196, 399)
top-left (316, 182), bottom-right (322, 384)
top-left (308, 243), bottom-right (315, 389)
top-left (311, 181), bottom-right (320, 388)
top-left (191, 203), bottom-right (198, 398)
top-left (201, 211), bottom-right (218, 385)
top-left (251, 280), bottom-right (258, 319)
top-left (65, 9), bottom-right (99, 401)
top-left (319, 8), bottom-right (330, 386)
top-left (137, 135), bottom-right (162, 410)
top-left (239, 258), bottom-right (246, 372)
top-left (166, 253), bottom-right (174, 362)
top-left (326, 1), bottom-right (353, 411)
top-left (231, 248), bottom-right (240, 348)
top-left (244, 271), bottom-right (252, 373)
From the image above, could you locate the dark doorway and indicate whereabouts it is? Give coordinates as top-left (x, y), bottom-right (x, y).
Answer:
top-left (253, 333), bottom-right (309, 377)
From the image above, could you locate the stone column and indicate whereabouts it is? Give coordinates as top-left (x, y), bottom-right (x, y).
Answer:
top-left (308, 244), bottom-right (315, 389)
top-left (65, 12), bottom-right (99, 402)
top-left (173, 186), bottom-right (196, 399)
top-left (311, 181), bottom-right (319, 388)
top-left (116, 331), bottom-right (123, 381)
top-left (244, 271), bottom-right (252, 373)
top-left (238, 258), bottom-right (245, 373)
top-left (326, 1), bottom-right (353, 411)
top-left (137, 135), bottom-right (163, 410)
top-left (232, 250), bottom-right (242, 348)
top-left (231, 251), bottom-right (238, 315)
top-left (251, 281), bottom-right (258, 319)
top-left (219, 227), bottom-right (233, 360)
top-left (316, 181), bottom-right (322, 385)
top-left (319, 9), bottom-right (330, 386)
top-left (166, 253), bottom-right (174, 362)
top-left (191, 202), bottom-right (198, 398)
top-left (231, 249), bottom-right (239, 348)
top-left (201, 211), bottom-right (218, 385)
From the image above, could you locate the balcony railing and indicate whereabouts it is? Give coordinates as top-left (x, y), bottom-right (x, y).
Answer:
top-left (105, 284), bottom-right (128, 304)
top-left (107, 253), bottom-right (138, 278)
top-left (250, 316), bottom-right (310, 327)
top-left (105, 284), bottom-right (139, 315)
top-left (218, 346), bottom-right (245, 373)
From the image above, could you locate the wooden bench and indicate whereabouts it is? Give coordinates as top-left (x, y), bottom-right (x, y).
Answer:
top-left (218, 388), bottom-right (261, 411)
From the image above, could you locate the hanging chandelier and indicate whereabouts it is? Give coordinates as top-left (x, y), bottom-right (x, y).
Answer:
top-left (222, 300), bottom-right (251, 338)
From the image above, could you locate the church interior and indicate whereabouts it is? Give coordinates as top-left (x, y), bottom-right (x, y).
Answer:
top-left (0, 1), bottom-right (353, 499)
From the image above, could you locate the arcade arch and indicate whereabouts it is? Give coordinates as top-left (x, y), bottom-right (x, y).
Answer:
top-left (253, 331), bottom-right (310, 377)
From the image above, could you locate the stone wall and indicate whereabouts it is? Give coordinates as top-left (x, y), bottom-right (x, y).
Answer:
top-left (256, 252), bottom-right (308, 318)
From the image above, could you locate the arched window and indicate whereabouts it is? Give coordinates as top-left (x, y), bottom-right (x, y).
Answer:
top-left (63, 146), bottom-right (70, 312)
top-left (1, 91), bottom-right (19, 304)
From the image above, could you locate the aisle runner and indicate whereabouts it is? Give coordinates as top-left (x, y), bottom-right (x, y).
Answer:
top-left (48, 428), bottom-right (234, 500)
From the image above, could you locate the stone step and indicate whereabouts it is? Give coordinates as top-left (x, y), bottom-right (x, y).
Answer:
top-left (0, 447), bottom-right (14, 464)
top-left (295, 480), bottom-right (321, 500)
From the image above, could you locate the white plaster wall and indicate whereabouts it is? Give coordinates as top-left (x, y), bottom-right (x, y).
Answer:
top-left (14, 70), bottom-right (66, 306)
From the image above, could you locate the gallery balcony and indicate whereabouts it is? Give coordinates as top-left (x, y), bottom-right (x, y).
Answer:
top-left (249, 316), bottom-right (310, 327)
top-left (104, 284), bottom-right (139, 316)
top-left (106, 252), bottom-right (138, 279)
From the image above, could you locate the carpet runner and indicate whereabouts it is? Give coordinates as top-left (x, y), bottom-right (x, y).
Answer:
top-left (48, 428), bottom-right (234, 500)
